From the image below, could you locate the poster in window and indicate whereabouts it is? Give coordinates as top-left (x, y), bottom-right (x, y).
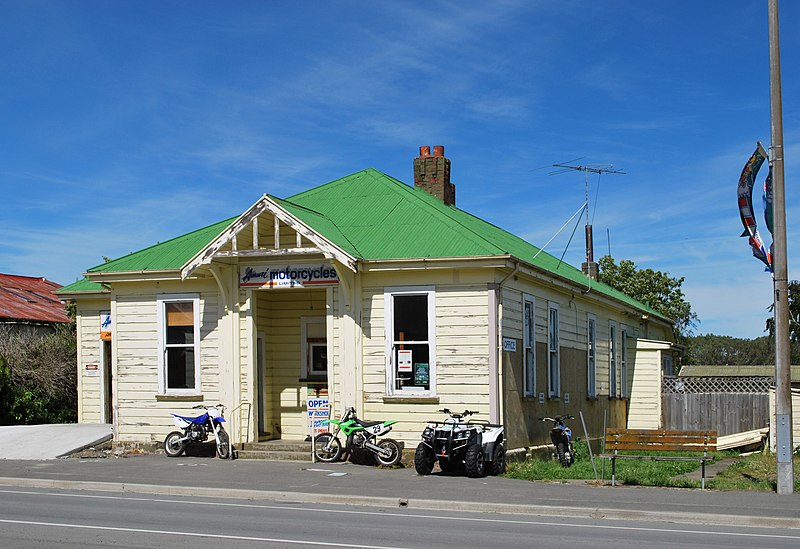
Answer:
top-left (414, 363), bottom-right (429, 386)
top-left (398, 349), bottom-right (412, 372)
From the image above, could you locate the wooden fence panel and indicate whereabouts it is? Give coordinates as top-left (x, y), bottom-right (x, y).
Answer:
top-left (662, 392), bottom-right (770, 436)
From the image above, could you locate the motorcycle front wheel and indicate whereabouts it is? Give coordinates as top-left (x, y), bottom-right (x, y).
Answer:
top-left (313, 433), bottom-right (342, 462)
top-left (374, 438), bottom-right (402, 467)
top-left (164, 431), bottom-right (186, 457)
top-left (216, 427), bottom-right (231, 459)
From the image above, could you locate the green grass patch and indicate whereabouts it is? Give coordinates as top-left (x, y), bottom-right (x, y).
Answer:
top-left (504, 441), bottom-right (800, 491)
top-left (503, 440), bottom-right (709, 488)
top-left (708, 453), bottom-right (800, 491)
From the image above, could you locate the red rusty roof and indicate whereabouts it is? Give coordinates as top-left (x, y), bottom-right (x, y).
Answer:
top-left (0, 273), bottom-right (71, 324)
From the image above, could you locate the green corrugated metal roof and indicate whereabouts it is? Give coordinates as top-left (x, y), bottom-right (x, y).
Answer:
top-left (55, 277), bottom-right (108, 295)
top-left (76, 168), bottom-right (668, 321)
top-left (282, 169), bottom-right (667, 320)
top-left (85, 217), bottom-right (237, 274)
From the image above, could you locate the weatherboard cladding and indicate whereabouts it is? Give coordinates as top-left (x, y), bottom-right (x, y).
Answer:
top-left (65, 168), bottom-right (665, 320)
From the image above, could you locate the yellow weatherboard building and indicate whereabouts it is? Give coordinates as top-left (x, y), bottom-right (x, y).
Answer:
top-left (58, 146), bottom-right (676, 453)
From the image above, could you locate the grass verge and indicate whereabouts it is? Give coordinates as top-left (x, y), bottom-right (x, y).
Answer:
top-left (503, 440), bottom-right (800, 491)
top-left (708, 453), bottom-right (800, 491)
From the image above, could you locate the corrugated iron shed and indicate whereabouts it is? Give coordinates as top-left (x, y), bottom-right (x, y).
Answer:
top-left (0, 273), bottom-right (70, 324)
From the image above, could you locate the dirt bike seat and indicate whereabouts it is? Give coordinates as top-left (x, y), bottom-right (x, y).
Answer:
top-left (355, 418), bottom-right (384, 428)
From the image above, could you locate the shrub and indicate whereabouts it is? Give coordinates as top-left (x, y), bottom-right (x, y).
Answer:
top-left (0, 324), bottom-right (77, 424)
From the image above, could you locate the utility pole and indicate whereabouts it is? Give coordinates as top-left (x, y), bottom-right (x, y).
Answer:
top-left (552, 163), bottom-right (624, 279)
top-left (768, 0), bottom-right (794, 495)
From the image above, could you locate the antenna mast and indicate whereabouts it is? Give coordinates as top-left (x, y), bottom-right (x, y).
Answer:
top-left (551, 162), bottom-right (625, 278)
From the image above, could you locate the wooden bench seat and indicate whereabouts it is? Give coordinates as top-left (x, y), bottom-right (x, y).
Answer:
top-left (599, 428), bottom-right (717, 489)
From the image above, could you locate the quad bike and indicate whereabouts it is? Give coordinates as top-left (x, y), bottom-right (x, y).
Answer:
top-left (540, 415), bottom-right (575, 467)
top-left (414, 409), bottom-right (505, 478)
top-left (313, 407), bottom-right (403, 467)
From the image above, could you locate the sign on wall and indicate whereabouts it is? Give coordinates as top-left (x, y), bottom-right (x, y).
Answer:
top-left (240, 264), bottom-right (339, 288)
top-left (100, 311), bottom-right (112, 341)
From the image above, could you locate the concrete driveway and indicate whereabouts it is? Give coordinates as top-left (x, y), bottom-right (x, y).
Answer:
top-left (0, 424), bottom-right (112, 460)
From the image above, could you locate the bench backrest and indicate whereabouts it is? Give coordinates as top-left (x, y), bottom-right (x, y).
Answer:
top-left (604, 428), bottom-right (717, 453)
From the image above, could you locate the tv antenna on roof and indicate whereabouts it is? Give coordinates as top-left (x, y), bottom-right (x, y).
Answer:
top-left (551, 161), bottom-right (625, 278)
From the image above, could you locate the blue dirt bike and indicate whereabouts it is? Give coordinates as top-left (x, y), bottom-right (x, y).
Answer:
top-left (164, 404), bottom-right (230, 459)
top-left (540, 415), bottom-right (575, 467)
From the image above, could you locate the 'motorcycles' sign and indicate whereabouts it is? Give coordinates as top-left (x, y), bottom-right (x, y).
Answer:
top-left (240, 264), bottom-right (339, 288)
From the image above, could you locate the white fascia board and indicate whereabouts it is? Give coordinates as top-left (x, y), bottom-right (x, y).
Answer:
top-left (84, 270), bottom-right (182, 283)
top-left (360, 256), bottom-right (515, 272)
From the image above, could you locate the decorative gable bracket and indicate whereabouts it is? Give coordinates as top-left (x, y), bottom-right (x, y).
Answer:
top-left (180, 195), bottom-right (357, 279)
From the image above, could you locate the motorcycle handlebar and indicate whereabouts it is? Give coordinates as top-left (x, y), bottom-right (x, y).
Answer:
top-left (439, 409), bottom-right (477, 418)
top-left (538, 415), bottom-right (574, 422)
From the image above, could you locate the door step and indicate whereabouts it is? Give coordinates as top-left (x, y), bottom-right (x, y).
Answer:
top-left (236, 439), bottom-right (313, 461)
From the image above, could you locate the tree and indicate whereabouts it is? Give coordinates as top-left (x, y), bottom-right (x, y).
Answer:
top-left (765, 280), bottom-right (800, 363)
top-left (597, 255), bottom-right (698, 339)
top-left (683, 334), bottom-right (774, 365)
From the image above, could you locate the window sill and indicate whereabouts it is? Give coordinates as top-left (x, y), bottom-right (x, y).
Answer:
top-left (381, 395), bottom-right (440, 405)
top-left (156, 394), bottom-right (204, 402)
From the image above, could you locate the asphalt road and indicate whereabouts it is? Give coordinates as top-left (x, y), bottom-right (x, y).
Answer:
top-left (1, 486), bottom-right (799, 549)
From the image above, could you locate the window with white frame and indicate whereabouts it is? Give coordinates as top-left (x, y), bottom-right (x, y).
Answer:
top-left (548, 302), bottom-right (560, 398)
top-left (609, 320), bottom-right (617, 398)
top-left (620, 326), bottom-right (629, 399)
top-left (158, 295), bottom-right (201, 394)
top-left (587, 313), bottom-right (597, 399)
top-left (523, 295), bottom-right (536, 398)
top-left (385, 287), bottom-right (435, 394)
top-left (301, 316), bottom-right (327, 381)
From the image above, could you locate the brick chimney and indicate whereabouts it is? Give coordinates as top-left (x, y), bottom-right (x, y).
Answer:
top-left (414, 145), bottom-right (456, 206)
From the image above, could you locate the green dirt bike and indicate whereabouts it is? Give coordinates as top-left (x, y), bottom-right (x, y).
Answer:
top-left (313, 407), bottom-right (403, 467)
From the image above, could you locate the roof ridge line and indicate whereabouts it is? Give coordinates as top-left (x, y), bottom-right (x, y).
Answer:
top-left (274, 195), bottom-right (365, 258)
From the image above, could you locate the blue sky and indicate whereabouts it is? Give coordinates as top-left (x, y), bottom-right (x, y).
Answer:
top-left (1, 1), bottom-right (798, 339)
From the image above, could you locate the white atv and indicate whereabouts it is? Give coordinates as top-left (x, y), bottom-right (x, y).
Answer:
top-left (414, 409), bottom-right (506, 478)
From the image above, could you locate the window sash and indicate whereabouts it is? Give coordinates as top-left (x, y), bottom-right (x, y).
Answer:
top-left (548, 303), bottom-right (560, 398)
top-left (523, 296), bottom-right (535, 398)
top-left (609, 321), bottom-right (617, 398)
top-left (158, 295), bottom-right (200, 394)
top-left (620, 328), bottom-right (628, 399)
top-left (385, 287), bottom-right (435, 395)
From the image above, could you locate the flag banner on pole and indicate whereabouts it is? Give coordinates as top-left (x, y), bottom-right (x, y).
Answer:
top-left (763, 164), bottom-right (774, 266)
top-left (737, 142), bottom-right (773, 272)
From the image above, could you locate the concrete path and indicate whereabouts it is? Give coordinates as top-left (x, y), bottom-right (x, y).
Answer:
top-left (0, 424), bottom-right (112, 459)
